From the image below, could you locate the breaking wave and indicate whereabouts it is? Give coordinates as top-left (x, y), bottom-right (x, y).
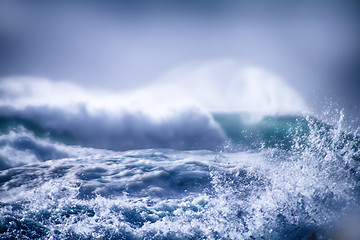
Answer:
top-left (0, 72), bottom-right (359, 239)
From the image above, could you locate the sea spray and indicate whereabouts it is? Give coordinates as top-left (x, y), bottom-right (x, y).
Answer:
top-left (0, 77), bottom-right (359, 239)
top-left (0, 111), bottom-right (359, 239)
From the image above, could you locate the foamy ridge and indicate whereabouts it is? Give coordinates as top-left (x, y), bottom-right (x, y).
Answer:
top-left (0, 63), bottom-right (307, 149)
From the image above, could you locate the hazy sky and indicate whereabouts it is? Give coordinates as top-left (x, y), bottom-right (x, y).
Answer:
top-left (0, 0), bottom-right (359, 120)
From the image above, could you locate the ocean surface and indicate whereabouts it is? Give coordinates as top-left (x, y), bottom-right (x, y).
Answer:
top-left (0, 79), bottom-right (360, 239)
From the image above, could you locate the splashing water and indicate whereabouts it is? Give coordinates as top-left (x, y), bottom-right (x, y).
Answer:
top-left (0, 109), bottom-right (359, 239)
top-left (0, 68), bottom-right (359, 239)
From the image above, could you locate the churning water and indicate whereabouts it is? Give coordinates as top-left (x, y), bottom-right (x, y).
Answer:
top-left (0, 77), bottom-right (359, 239)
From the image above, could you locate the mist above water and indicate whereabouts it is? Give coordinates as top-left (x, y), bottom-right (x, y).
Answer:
top-left (0, 0), bottom-right (359, 119)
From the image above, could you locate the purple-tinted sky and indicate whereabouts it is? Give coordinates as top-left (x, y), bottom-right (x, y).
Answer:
top-left (0, 0), bottom-right (359, 121)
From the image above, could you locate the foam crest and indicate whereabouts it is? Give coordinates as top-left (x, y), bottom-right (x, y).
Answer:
top-left (0, 62), bottom-right (308, 155)
top-left (0, 77), bottom-right (226, 153)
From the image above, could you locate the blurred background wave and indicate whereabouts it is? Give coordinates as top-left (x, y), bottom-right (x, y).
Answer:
top-left (0, 0), bottom-right (359, 122)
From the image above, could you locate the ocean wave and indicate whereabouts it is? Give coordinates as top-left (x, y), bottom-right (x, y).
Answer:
top-left (0, 76), bottom-right (360, 239)
top-left (0, 81), bottom-right (358, 169)
top-left (0, 65), bottom-right (308, 157)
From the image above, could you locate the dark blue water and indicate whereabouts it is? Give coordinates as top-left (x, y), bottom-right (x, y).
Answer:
top-left (0, 103), bottom-right (359, 239)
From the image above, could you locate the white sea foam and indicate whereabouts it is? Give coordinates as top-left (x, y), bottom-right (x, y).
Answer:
top-left (0, 62), bottom-right (307, 153)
